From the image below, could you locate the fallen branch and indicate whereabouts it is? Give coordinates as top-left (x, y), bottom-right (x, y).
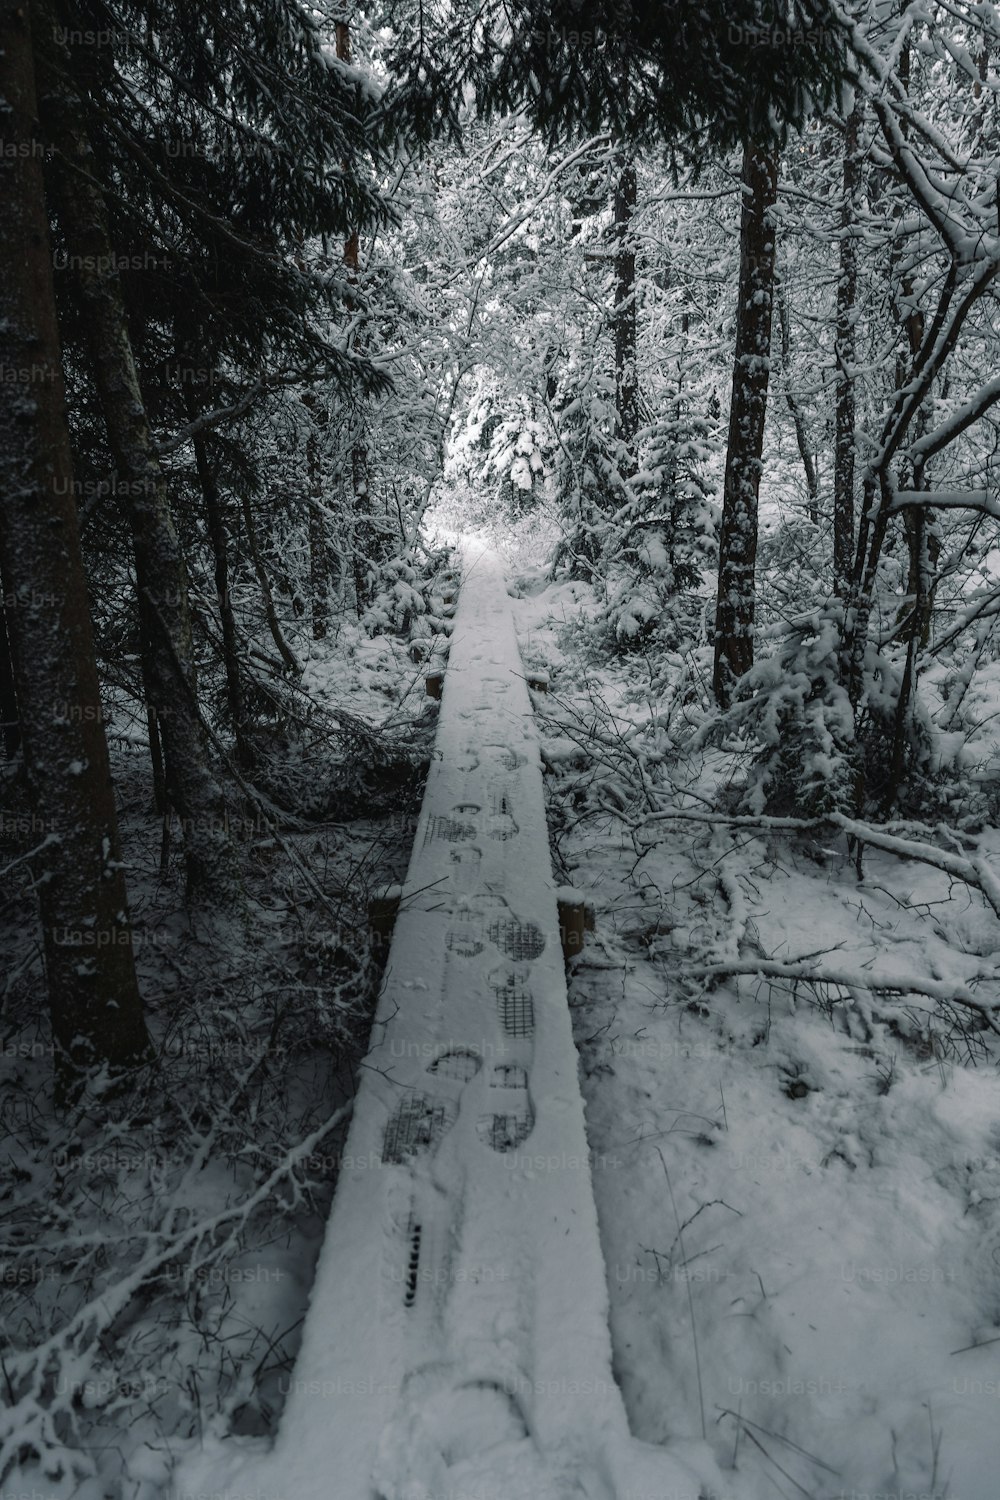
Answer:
top-left (636, 807), bottom-right (1000, 922)
top-left (681, 957), bottom-right (1000, 1034)
top-left (640, 808), bottom-right (827, 834)
top-left (830, 812), bottom-right (1000, 921)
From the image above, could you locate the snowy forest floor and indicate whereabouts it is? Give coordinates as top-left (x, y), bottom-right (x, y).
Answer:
top-left (3, 527), bottom-right (1000, 1499)
top-left (0, 608), bottom-right (439, 1498)
top-left (508, 538), bottom-right (1000, 1500)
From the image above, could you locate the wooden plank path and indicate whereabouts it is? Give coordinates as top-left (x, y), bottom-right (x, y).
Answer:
top-left (173, 543), bottom-right (704, 1500)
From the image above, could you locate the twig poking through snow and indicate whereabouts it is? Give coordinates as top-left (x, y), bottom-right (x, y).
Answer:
top-left (654, 1146), bottom-right (706, 1442)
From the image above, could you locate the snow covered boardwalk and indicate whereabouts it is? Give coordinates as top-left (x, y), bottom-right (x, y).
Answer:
top-left (174, 543), bottom-right (705, 1500)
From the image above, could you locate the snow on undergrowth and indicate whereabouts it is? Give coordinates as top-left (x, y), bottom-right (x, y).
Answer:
top-left (0, 572), bottom-right (451, 1498)
top-left (514, 567), bottom-right (1000, 1500)
top-left (8, 524), bottom-right (1000, 1499)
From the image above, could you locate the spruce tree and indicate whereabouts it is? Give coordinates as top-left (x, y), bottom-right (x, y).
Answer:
top-left (380, 0), bottom-right (851, 150)
top-left (33, 0), bottom-right (396, 893)
top-left (0, 0), bottom-right (151, 1095)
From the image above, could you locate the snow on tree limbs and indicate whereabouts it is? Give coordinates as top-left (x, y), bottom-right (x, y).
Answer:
top-left (379, 0), bottom-right (853, 150)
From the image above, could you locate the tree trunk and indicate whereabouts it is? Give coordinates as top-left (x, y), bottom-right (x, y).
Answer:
top-left (776, 278), bottom-right (818, 522)
top-left (351, 431), bottom-right (377, 615)
top-left (38, 54), bottom-right (240, 905)
top-left (195, 431), bottom-right (253, 767)
top-left (240, 491), bottom-right (302, 674)
top-left (135, 589), bottom-right (167, 814)
top-left (834, 102), bottom-right (861, 598)
top-left (612, 155), bottom-right (639, 475)
top-left (0, 591), bottom-right (22, 760)
top-left (902, 506), bottom-right (939, 648)
top-left (304, 400), bottom-right (330, 640)
top-left (890, 35), bottom-right (937, 656)
top-left (896, 296), bottom-right (937, 649)
top-left (0, 0), bottom-right (150, 1093)
top-left (183, 381), bottom-right (253, 770)
top-left (336, 17), bottom-right (377, 615)
top-left (713, 139), bottom-right (780, 707)
top-left (146, 684), bottom-right (166, 815)
top-left (890, 35), bottom-right (935, 650)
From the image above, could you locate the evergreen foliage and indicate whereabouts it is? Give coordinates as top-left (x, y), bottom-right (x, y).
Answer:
top-left (379, 0), bottom-right (853, 149)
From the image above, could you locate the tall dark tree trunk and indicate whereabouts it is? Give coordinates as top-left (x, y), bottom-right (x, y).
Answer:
top-left (713, 139), bottom-right (780, 707)
top-left (883, 31), bottom-right (935, 807)
top-left (336, 17), bottom-right (377, 615)
top-left (146, 688), bottom-right (167, 815)
top-left (834, 102), bottom-right (861, 599)
top-left (241, 490), bottom-right (302, 674)
top-left (38, 54), bottom-right (240, 904)
top-left (351, 429), bottom-right (377, 615)
top-left (776, 280), bottom-right (818, 523)
top-left (0, 592), bottom-right (22, 760)
top-left (902, 504), bottom-right (939, 649)
top-left (891, 42), bottom-right (937, 654)
top-left (138, 595), bottom-right (167, 814)
top-left (0, 0), bottom-right (149, 1093)
top-left (194, 430), bottom-right (253, 768)
top-left (182, 377), bottom-right (253, 770)
top-left (304, 397), bottom-right (330, 640)
top-left (612, 154), bottom-right (639, 476)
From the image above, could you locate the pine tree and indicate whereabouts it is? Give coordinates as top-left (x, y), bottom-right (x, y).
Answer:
top-left (37, 73), bottom-right (242, 905)
top-left (0, 0), bottom-right (150, 1095)
top-left (32, 0), bottom-right (397, 893)
top-left (381, 0), bottom-right (851, 151)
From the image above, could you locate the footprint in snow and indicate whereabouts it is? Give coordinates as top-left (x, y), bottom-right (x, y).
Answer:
top-left (477, 1063), bottom-right (535, 1154)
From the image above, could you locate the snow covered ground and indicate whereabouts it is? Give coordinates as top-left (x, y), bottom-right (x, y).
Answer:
top-left (512, 564), bottom-right (1000, 1500)
top-left (10, 529), bottom-right (998, 1500)
top-left (172, 542), bottom-right (714, 1500)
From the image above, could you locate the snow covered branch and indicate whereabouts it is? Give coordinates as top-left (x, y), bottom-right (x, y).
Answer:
top-left (908, 371), bottom-right (1000, 460)
top-left (681, 958), bottom-right (1000, 1033)
top-left (637, 807), bottom-right (1000, 922)
top-left (887, 487), bottom-right (992, 513)
top-left (831, 812), bottom-right (1000, 921)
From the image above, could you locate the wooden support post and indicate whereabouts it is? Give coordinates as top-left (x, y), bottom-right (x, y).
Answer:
top-left (368, 885), bottom-right (401, 962)
top-left (557, 890), bottom-right (591, 962)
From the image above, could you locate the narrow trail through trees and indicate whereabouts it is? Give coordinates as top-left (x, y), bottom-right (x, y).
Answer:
top-left (173, 541), bottom-right (706, 1500)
